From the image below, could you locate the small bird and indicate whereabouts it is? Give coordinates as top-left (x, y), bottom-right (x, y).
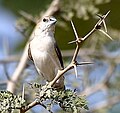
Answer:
top-left (28, 16), bottom-right (64, 89)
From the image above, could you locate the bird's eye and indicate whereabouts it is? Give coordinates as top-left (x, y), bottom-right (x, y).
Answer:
top-left (43, 18), bottom-right (47, 22)
top-left (50, 18), bottom-right (53, 21)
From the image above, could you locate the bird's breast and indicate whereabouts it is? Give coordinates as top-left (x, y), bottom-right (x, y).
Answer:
top-left (31, 34), bottom-right (55, 51)
top-left (30, 46), bottom-right (56, 81)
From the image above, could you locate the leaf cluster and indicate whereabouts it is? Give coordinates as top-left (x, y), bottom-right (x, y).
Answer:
top-left (0, 91), bottom-right (26, 113)
top-left (60, 0), bottom-right (110, 20)
top-left (31, 83), bottom-right (88, 113)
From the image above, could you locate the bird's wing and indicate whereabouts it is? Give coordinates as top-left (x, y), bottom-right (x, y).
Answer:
top-left (28, 44), bottom-right (34, 61)
top-left (54, 43), bottom-right (64, 69)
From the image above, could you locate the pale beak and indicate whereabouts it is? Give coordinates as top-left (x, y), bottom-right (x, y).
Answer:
top-left (50, 17), bottom-right (57, 25)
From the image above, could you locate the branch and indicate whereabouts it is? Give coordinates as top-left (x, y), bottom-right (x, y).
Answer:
top-left (3, 64), bottom-right (11, 81)
top-left (103, 64), bottom-right (115, 84)
top-left (7, 45), bottom-right (28, 92)
top-left (7, 0), bottom-right (60, 93)
top-left (49, 11), bottom-right (111, 87)
top-left (20, 100), bottom-right (39, 113)
top-left (19, 10), bottom-right (37, 24)
top-left (20, 98), bottom-right (53, 113)
top-left (0, 55), bottom-right (20, 64)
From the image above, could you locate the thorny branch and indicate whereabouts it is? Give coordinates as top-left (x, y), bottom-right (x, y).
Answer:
top-left (49, 11), bottom-right (112, 87)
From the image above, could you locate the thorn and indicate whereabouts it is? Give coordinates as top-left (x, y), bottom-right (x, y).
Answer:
top-left (96, 14), bottom-right (103, 19)
top-left (68, 38), bottom-right (82, 44)
top-left (102, 10), bottom-right (111, 21)
top-left (22, 84), bottom-right (25, 101)
top-left (102, 11), bottom-right (110, 32)
top-left (105, 10), bottom-right (111, 17)
top-left (70, 20), bottom-right (79, 40)
top-left (77, 62), bottom-right (94, 65)
top-left (97, 14), bottom-right (107, 32)
top-left (98, 29), bottom-right (113, 40)
top-left (97, 10), bottom-right (110, 26)
top-left (73, 64), bottom-right (78, 78)
top-left (68, 40), bottom-right (77, 44)
top-left (103, 20), bottom-right (107, 32)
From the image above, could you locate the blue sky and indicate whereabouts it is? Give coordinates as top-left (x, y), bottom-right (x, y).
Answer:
top-left (0, 5), bottom-right (23, 81)
top-left (0, 5), bottom-right (23, 58)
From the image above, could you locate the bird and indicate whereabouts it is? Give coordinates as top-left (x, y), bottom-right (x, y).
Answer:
top-left (28, 16), bottom-right (64, 89)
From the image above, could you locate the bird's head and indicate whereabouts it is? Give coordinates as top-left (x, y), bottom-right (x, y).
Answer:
top-left (36, 16), bottom-right (57, 34)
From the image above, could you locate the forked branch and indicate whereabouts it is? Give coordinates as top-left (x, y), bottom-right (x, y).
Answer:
top-left (49, 11), bottom-right (112, 87)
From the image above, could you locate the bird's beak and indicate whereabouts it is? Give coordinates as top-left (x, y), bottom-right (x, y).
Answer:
top-left (50, 17), bottom-right (57, 25)
top-left (54, 20), bottom-right (57, 24)
top-left (52, 19), bottom-right (57, 25)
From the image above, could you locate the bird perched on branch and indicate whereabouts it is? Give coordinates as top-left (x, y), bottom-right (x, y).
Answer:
top-left (28, 16), bottom-right (64, 89)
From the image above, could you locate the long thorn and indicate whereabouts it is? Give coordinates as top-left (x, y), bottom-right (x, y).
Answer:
top-left (98, 29), bottom-right (113, 40)
top-left (68, 40), bottom-right (77, 44)
top-left (97, 13), bottom-right (108, 32)
top-left (22, 84), bottom-right (25, 101)
top-left (73, 64), bottom-right (78, 78)
top-left (70, 20), bottom-right (79, 40)
top-left (98, 10), bottom-right (110, 26)
top-left (97, 14), bottom-right (103, 19)
top-left (105, 10), bottom-right (111, 17)
top-left (77, 62), bottom-right (94, 65)
top-left (103, 20), bottom-right (107, 32)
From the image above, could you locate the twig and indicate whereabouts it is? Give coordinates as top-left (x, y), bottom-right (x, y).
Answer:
top-left (20, 100), bottom-right (39, 113)
top-left (7, 44), bottom-right (28, 92)
top-left (19, 10), bottom-right (37, 24)
top-left (103, 64), bottom-right (115, 84)
top-left (20, 99), bottom-right (53, 113)
top-left (15, 25), bottom-right (28, 37)
top-left (3, 64), bottom-right (11, 80)
top-left (0, 55), bottom-right (20, 64)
